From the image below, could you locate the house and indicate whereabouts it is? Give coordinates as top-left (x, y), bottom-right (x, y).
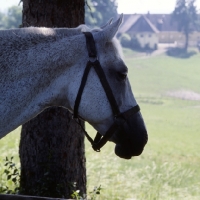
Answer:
top-left (120, 13), bottom-right (200, 47)
top-left (145, 13), bottom-right (178, 31)
top-left (118, 14), bottom-right (159, 49)
top-left (145, 14), bottom-right (182, 44)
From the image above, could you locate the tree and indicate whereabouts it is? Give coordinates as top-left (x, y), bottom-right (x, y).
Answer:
top-left (0, 1), bottom-right (119, 29)
top-left (0, 6), bottom-right (22, 29)
top-left (85, 0), bottom-right (118, 26)
top-left (19, 0), bottom-right (86, 198)
top-left (0, 11), bottom-right (4, 28)
top-left (172, 0), bottom-right (198, 51)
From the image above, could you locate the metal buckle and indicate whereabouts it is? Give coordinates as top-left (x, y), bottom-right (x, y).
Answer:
top-left (88, 56), bottom-right (98, 63)
top-left (92, 144), bottom-right (101, 152)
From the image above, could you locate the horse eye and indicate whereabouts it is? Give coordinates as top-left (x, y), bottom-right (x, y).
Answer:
top-left (118, 72), bottom-right (127, 80)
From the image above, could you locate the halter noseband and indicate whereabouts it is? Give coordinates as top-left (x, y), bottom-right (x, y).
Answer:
top-left (73, 32), bottom-right (140, 152)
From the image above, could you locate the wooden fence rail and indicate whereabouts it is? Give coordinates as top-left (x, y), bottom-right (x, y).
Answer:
top-left (0, 194), bottom-right (73, 200)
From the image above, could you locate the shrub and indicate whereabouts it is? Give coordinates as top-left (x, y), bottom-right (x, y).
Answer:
top-left (130, 36), bottom-right (141, 50)
top-left (0, 157), bottom-right (20, 194)
top-left (154, 43), bottom-right (158, 50)
top-left (166, 47), bottom-right (197, 58)
top-left (120, 33), bottom-right (131, 48)
top-left (144, 43), bottom-right (150, 51)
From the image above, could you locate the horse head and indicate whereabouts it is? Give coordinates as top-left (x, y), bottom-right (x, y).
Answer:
top-left (0, 15), bottom-right (147, 157)
top-left (70, 15), bottom-right (148, 159)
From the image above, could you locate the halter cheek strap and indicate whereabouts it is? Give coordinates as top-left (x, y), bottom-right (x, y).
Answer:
top-left (73, 32), bottom-right (140, 152)
top-left (74, 32), bottom-right (120, 118)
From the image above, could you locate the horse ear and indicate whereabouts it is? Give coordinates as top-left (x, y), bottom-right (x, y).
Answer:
top-left (100, 14), bottom-right (123, 42)
top-left (100, 18), bottom-right (113, 29)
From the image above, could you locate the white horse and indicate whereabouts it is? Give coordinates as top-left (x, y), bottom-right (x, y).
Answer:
top-left (0, 15), bottom-right (148, 159)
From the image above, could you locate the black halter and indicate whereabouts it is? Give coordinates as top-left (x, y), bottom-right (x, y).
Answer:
top-left (73, 32), bottom-right (140, 152)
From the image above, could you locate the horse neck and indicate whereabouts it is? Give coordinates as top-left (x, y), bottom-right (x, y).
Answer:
top-left (20, 34), bottom-right (88, 107)
top-left (0, 28), bottom-right (90, 138)
top-left (0, 30), bottom-right (87, 114)
top-left (25, 34), bottom-right (87, 74)
top-left (1, 30), bottom-right (87, 82)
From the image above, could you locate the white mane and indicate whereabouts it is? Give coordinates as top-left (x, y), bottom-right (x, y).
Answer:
top-left (0, 26), bottom-right (83, 38)
top-left (0, 24), bottom-right (123, 60)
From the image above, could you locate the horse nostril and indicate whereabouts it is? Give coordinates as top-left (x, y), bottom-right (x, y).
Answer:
top-left (115, 145), bottom-right (132, 159)
top-left (132, 147), bottom-right (144, 156)
top-left (144, 134), bottom-right (148, 145)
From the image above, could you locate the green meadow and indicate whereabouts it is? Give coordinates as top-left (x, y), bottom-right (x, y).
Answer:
top-left (0, 49), bottom-right (200, 199)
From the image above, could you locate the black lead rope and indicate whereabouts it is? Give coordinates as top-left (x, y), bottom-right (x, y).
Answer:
top-left (74, 118), bottom-right (98, 149)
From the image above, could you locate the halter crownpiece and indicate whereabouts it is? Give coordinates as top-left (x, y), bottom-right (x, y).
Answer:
top-left (73, 32), bottom-right (140, 152)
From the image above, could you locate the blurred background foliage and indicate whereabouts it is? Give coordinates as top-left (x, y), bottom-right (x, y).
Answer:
top-left (0, 0), bottom-right (118, 29)
top-left (85, 0), bottom-right (118, 26)
top-left (0, 6), bottom-right (22, 29)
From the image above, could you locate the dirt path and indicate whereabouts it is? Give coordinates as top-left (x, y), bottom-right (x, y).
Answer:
top-left (125, 47), bottom-right (167, 60)
top-left (167, 90), bottom-right (200, 101)
top-left (124, 43), bottom-right (179, 60)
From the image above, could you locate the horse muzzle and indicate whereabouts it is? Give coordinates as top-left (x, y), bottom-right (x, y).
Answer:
top-left (113, 111), bottom-right (148, 159)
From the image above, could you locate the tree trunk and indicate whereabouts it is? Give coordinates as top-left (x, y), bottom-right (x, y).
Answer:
top-left (19, 0), bottom-right (86, 198)
top-left (184, 31), bottom-right (189, 52)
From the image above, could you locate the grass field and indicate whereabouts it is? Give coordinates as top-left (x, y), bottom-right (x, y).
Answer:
top-left (0, 48), bottom-right (200, 199)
